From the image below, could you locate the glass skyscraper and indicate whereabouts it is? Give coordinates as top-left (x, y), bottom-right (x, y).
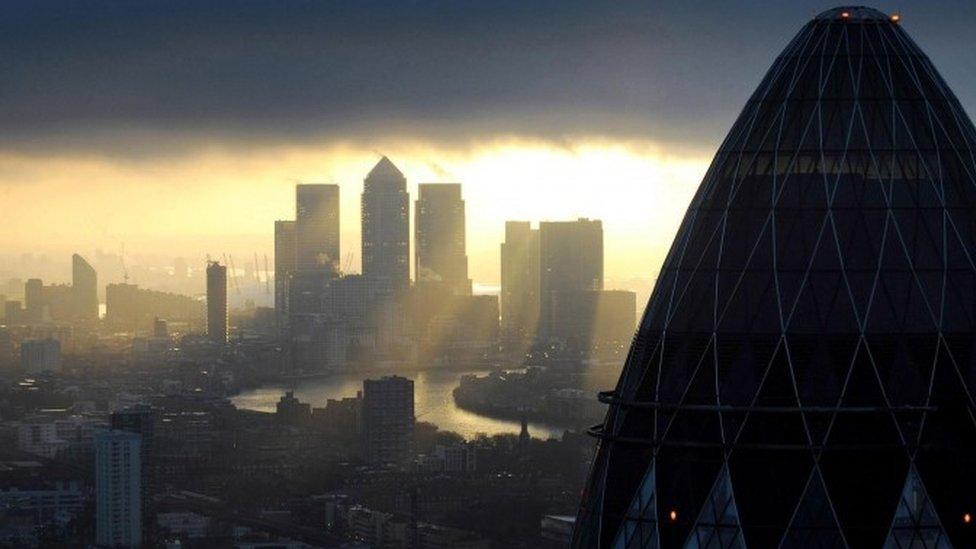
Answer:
top-left (362, 157), bottom-right (410, 292)
top-left (575, 7), bottom-right (976, 548)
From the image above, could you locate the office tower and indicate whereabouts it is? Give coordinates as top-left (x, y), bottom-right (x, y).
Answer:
top-left (363, 375), bottom-right (414, 465)
top-left (500, 221), bottom-right (540, 348)
top-left (274, 220), bottom-right (297, 332)
top-left (206, 262), bottom-right (227, 344)
top-left (20, 339), bottom-right (61, 373)
top-left (539, 218), bottom-right (603, 339)
top-left (72, 253), bottom-right (98, 323)
top-left (549, 290), bottom-right (636, 346)
top-left (415, 183), bottom-right (471, 295)
top-left (24, 278), bottom-right (43, 323)
top-left (111, 406), bottom-right (155, 546)
top-left (95, 430), bottom-right (142, 548)
top-left (362, 157), bottom-right (410, 291)
top-left (40, 284), bottom-right (73, 322)
top-left (575, 8), bottom-right (976, 548)
top-left (296, 184), bottom-right (340, 274)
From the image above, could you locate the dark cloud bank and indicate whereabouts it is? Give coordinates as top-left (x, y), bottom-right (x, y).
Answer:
top-left (3, 0), bottom-right (976, 156)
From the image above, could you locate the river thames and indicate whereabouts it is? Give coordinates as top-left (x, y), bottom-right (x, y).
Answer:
top-left (231, 368), bottom-right (567, 439)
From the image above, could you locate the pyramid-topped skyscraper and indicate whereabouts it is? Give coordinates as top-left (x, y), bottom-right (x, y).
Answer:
top-left (362, 156), bottom-right (410, 291)
top-left (575, 7), bottom-right (976, 547)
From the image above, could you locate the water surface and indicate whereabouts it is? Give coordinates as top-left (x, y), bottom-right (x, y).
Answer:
top-left (231, 368), bottom-right (566, 440)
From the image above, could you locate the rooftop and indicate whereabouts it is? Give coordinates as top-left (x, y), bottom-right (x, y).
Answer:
top-left (815, 6), bottom-right (893, 21)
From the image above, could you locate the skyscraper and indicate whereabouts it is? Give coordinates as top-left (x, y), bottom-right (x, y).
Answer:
top-left (500, 221), bottom-right (540, 349)
top-left (296, 184), bottom-right (340, 275)
top-left (575, 7), bottom-right (976, 548)
top-left (362, 157), bottom-right (409, 292)
top-left (274, 219), bottom-right (297, 332)
top-left (206, 262), bottom-right (227, 344)
top-left (111, 406), bottom-right (156, 546)
top-left (72, 253), bottom-right (98, 323)
top-left (363, 375), bottom-right (414, 465)
top-left (24, 278), bottom-right (43, 323)
top-left (539, 218), bottom-right (603, 339)
top-left (95, 430), bottom-right (142, 548)
top-left (415, 183), bottom-right (471, 295)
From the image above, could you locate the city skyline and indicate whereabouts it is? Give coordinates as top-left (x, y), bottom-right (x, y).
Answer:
top-left (9, 2), bottom-right (976, 284)
top-left (5, 3), bottom-right (976, 547)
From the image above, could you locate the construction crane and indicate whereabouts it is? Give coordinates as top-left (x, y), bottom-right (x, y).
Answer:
top-left (120, 243), bottom-right (130, 284)
top-left (263, 254), bottom-right (271, 294)
top-left (227, 254), bottom-right (241, 295)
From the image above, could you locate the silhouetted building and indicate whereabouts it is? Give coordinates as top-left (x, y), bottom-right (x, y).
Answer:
top-left (415, 183), bottom-right (471, 295)
top-left (539, 219), bottom-right (603, 340)
top-left (550, 290), bottom-right (636, 348)
top-left (276, 391), bottom-right (311, 425)
top-left (95, 430), bottom-right (142, 548)
top-left (296, 184), bottom-right (341, 275)
top-left (274, 219), bottom-right (297, 333)
top-left (314, 392), bottom-right (363, 438)
top-left (41, 284), bottom-right (74, 323)
top-left (500, 221), bottom-right (540, 350)
top-left (206, 262), bottom-right (227, 344)
top-left (575, 7), bottom-right (976, 548)
top-left (363, 376), bottom-right (414, 466)
top-left (71, 253), bottom-right (98, 323)
top-left (105, 284), bottom-right (204, 331)
top-left (24, 278), bottom-right (43, 323)
top-left (20, 339), bottom-right (61, 374)
top-left (362, 157), bottom-right (410, 292)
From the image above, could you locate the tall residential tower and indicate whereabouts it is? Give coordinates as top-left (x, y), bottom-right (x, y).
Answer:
top-left (206, 262), bottom-right (227, 344)
top-left (95, 430), bottom-right (142, 548)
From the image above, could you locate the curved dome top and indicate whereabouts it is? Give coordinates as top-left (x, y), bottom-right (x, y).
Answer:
top-left (575, 5), bottom-right (976, 549)
top-left (815, 6), bottom-right (891, 21)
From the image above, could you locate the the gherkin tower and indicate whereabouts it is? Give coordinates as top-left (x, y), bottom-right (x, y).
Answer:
top-left (574, 6), bottom-right (976, 548)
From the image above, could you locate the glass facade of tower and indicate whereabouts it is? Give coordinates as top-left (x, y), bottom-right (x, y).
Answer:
top-left (574, 7), bottom-right (976, 548)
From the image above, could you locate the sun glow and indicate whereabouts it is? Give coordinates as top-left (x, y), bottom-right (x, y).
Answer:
top-left (0, 139), bottom-right (708, 283)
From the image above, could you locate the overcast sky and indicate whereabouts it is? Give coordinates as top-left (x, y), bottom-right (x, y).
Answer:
top-left (5, 0), bottom-right (976, 157)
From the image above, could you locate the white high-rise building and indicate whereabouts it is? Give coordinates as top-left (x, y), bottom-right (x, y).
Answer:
top-left (95, 430), bottom-right (142, 548)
